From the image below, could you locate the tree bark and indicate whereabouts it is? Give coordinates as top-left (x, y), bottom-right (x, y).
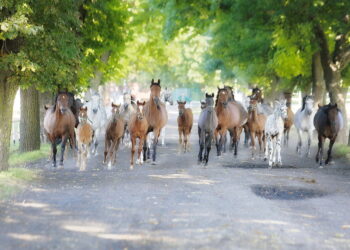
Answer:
top-left (0, 72), bottom-right (19, 171)
top-left (19, 86), bottom-right (40, 152)
top-left (312, 52), bottom-right (326, 106)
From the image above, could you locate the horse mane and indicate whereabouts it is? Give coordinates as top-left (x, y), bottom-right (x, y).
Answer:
top-left (301, 95), bottom-right (313, 111)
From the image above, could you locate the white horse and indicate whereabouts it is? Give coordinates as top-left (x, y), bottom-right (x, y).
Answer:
top-left (264, 100), bottom-right (288, 168)
top-left (294, 96), bottom-right (316, 157)
top-left (85, 92), bottom-right (107, 156)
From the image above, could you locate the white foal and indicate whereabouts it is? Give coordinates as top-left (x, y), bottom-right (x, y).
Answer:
top-left (264, 100), bottom-right (288, 168)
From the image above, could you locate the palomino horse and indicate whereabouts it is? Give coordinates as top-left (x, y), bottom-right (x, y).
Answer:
top-left (121, 92), bottom-right (137, 147)
top-left (44, 92), bottom-right (76, 168)
top-left (283, 92), bottom-right (294, 146)
top-left (129, 101), bottom-right (148, 169)
top-left (76, 107), bottom-right (94, 171)
top-left (177, 101), bottom-right (193, 153)
top-left (314, 103), bottom-right (343, 167)
top-left (294, 96), bottom-right (316, 157)
top-left (85, 92), bottom-right (107, 156)
top-left (198, 93), bottom-right (218, 165)
top-left (103, 103), bottom-right (125, 169)
top-left (143, 79), bottom-right (168, 164)
top-left (264, 100), bottom-right (288, 168)
top-left (247, 98), bottom-right (267, 159)
top-left (215, 87), bottom-right (247, 156)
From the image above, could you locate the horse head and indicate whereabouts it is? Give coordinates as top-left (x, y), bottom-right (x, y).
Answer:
top-left (200, 100), bottom-right (207, 110)
top-left (111, 102), bottom-right (121, 119)
top-left (217, 87), bottom-right (229, 108)
top-left (90, 94), bottom-right (101, 114)
top-left (79, 107), bottom-right (88, 123)
top-left (302, 96), bottom-right (314, 115)
top-left (248, 98), bottom-right (258, 112)
top-left (325, 103), bottom-right (342, 135)
top-left (251, 87), bottom-right (262, 102)
top-left (150, 79), bottom-right (161, 109)
top-left (205, 93), bottom-right (215, 109)
top-left (275, 99), bottom-right (288, 119)
top-left (177, 101), bottom-right (186, 116)
top-left (136, 101), bottom-right (146, 120)
top-left (224, 85), bottom-right (235, 101)
top-left (56, 93), bottom-right (71, 114)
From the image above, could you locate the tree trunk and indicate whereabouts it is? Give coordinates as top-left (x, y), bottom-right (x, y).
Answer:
top-left (312, 52), bottom-right (326, 106)
top-left (90, 51), bottom-right (111, 91)
top-left (0, 72), bottom-right (19, 171)
top-left (19, 86), bottom-right (40, 152)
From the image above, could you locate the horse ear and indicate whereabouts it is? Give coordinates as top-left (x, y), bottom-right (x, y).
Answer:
top-left (151, 79), bottom-right (154, 84)
top-left (211, 93), bottom-right (214, 97)
top-left (184, 101), bottom-right (186, 105)
top-left (142, 101), bottom-right (146, 105)
top-left (137, 100), bottom-right (140, 105)
top-left (112, 102), bottom-right (116, 107)
top-left (157, 79), bottom-right (160, 85)
top-left (334, 103), bottom-right (337, 108)
top-left (44, 104), bottom-right (50, 110)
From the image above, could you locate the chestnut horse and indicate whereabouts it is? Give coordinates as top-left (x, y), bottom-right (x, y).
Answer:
top-left (215, 87), bottom-right (247, 156)
top-left (143, 79), bottom-right (168, 164)
top-left (283, 92), bottom-right (294, 146)
top-left (314, 103), bottom-right (343, 167)
top-left (44, 92), bottom-right (76, 168)
top-left (76, 107), bottom-right (93, 171)
top-left (103, 103), bottom-right (125, 169)
top-left (177, 101), bottom-right (193, 153)
top-left (129, 101), bottom-right (148, 169)
top-left (247, 98), bottom-right (267, 159)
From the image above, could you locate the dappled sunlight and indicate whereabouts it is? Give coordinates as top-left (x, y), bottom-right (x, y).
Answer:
top-left (97, 232), bottom-right (180, 245)
top-left (8, 233), bottom-right (47, 242)
top-left (149, 173), bottom-right (217, 185)
top-left (62, 222), bottom-right (108, 234)
top-left (14, 202), bottom-right (49, 208)
top-left (2, 217), bottom-right (18, 224)
top-left (237, 219), bottom-right (290, 225)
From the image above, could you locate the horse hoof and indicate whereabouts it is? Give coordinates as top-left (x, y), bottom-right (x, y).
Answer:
top-left (151, 161), bottom-right (157, 165)
top-left (319, 165), bottom-right (324, 169)
top-left (130, 165), bottom-right (134, 170)
top-left (326, 160), bottom-right (335, 165)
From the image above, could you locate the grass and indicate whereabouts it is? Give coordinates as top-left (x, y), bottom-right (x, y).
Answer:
top-left (333, 144), bottom-right (350, 160)
top-left (9, 143), bottom-right (51, 166)
top-left (0, 168), bottom-right (38, 200)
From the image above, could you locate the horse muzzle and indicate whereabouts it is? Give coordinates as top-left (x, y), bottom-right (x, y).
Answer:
top-left (60, 108), bottom-right (68, 114)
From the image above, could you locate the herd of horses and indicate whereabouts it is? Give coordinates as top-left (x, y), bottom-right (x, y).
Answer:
top-left (43, 79), bottom-right (344, 171)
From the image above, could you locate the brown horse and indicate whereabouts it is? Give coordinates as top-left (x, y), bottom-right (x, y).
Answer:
top-left (103, 103), bottom-right (125, 169)
top-left (129, 101), bottom-right (148, 169)
top-left (177, 101), bottom-right (193, 153)
top-left (44, 92), bottom-right (76, 168)
top-left (283, 92), bottom-right (294, 146)
top-left (215, 87), bottom-right (247, 156)
top-left (247, 98), bottom-right (266, 159)
top-left (76, 107), bottom-right (93, 171)
top-left (314, 103), bottom-right (343, 167)
top-left (143, 79), bottom-right (168, 164)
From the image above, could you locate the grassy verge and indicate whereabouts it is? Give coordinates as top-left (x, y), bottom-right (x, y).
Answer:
top-left (9, 143), bottom-right (50, 167)
top-left (0, 168), bottom-right (38, 200)
top-left (333, 144), bottom-right (350, 160)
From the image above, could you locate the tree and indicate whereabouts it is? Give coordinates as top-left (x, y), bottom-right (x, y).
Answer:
top-left (19, 86), bottom-right (40, 152)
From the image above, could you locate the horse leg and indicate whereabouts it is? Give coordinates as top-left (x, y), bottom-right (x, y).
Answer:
top-left (233, 127), bottom-right (239, 157)
top-left (103, 138), bottom-right (109, 165)
top-left (184, 130), bottom-right (189, 153)
top-left (204, 132), bottom-right (212, 165)
top-left (319, 136), bottom-right (325, 168)
top-left (215, 128), bottom-right (221, 156)
top-left (307, 130), bottom-right (312, 157)
top-left (51, 142), bottom-right (57, 168)
top-left (130, 136), bottom-right (136, 169)
top-left (218, 129), bottom-right (227, 157)
top-left (326, 138), bottom-right (335, 165)
top-left (198, 129), bottom-right (204, 164)
top-left (143, 137), bottom-right (148, 162)
top-left (81, 144), bottom-right (87, 171)
top-left (113, 139), bottom-right (121, 166)
top-left (244, 124), bottom-right (249, 148)
top-left (77, 141), bottom-right (81, 169)
top-left (296, 128), bottom-right (302, 155)
top-left (152, 129), bottom-right (160, 163)
top-left (276, 135), bottom-right (282, 166)
top-left (250, 130), bottom-right (256, 160)
top-left (107, 140), bottom-right (116, 169)
top-left (161, 127), bottom-right (165, 146)
top-left (59, 136), bottom-right (69, 167)
top-left (93, 128), bottom-right (99, 156)
top-left (178, 128), bottom-right (183, 153)
top-left (138, 137), bottom-right (145, 165)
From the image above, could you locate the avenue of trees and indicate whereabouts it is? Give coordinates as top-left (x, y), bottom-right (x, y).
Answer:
top-left (1, 0), bottom-right (349, 171)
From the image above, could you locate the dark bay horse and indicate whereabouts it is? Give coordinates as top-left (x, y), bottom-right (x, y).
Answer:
top-left (177, 101), bottom-right (193, 153)
top-left (44, 92), bottom-right (76, 167)
top-left (314, 103), bottom-right (343, 167)
top-left (143, 79), bottom-right (168, 164)
top-left (198, 93), bottom-right (218, 165)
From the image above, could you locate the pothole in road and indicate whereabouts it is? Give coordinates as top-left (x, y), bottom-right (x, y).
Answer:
top-left (251, 184), bottom-right (327, 200)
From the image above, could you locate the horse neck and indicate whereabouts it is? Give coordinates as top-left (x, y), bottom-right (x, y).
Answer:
top-left (216, 101), bottom-right (227, 113)
top-left (249, 108), bottom-right (258, 121)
